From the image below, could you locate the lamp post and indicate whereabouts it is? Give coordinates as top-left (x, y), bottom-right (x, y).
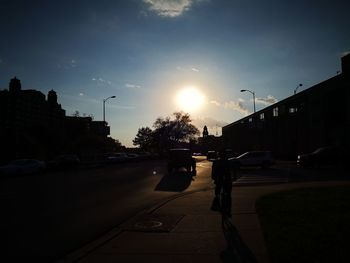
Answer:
top-left (294, 84), bottom-right (303, 95)
top-left (240, 89), bottom-right (256, 113)
top-left (103, 95), bottom-right (116, 123)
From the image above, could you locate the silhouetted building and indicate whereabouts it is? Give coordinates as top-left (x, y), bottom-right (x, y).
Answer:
top-left (9, 77), bottom-right (21, 93)
top-left (0, 77), bottom-right (114, 163)
top-left (198, 126), bottom-right (222, 153)
top-left (0, 77), bottom-right (66, 162)
top-left (90, 121), bottom-right (110, 137)
top-left (222, 54), bottom-right (350, 159)
top-left (64, 117), bottom-right (110, 138)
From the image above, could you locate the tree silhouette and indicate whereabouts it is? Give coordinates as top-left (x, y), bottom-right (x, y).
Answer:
top-left (72, 110), bottom-right (80, 117)
top-left (133, 127), bottom-right (154, 150)
top-left (133, 112), bottom-right (199, 153)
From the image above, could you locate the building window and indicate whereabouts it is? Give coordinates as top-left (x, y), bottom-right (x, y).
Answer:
top-left (249, 117), bottom-right (252, 122)
top-left (273, 107), bottom-right (279, 117)
top-left (260, 113), bottom-right (265, 120)
top-left (289, 107), bottom-right (297, 114)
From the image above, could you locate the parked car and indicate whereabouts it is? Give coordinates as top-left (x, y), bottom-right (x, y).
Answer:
top-left (135, 152), bottom-right (153, 161)
top-left (48, 154), bottom-right (80, 169)
top-left (229, 151), bottom-right (274, 169)
top-left (106, 152), bottom-right (129, 163)
top-left (207, 151), bottom-right (217, 161)
top-left (0, 159), bottom-right (46, 176)
top-left (126, 153), bottom-right (139, 160)
top-left (224, 149), bottom-right (239, 158)
top-left (167, 148), bottom-right (196, 174)
top-left (297, 146), bottom-right (343, 168)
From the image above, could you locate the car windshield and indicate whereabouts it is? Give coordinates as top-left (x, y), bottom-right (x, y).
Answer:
top-left (110, 153), bottom-right (125, 157)
top-left (11, 159), bottom-right (31, 165)
top-left (237, 152), bottom-right (250, 158)
top-left (237, 151), bottom-right (269, 159)
top-left (170, 149), bottom-right (191, 158)
top-left (313, 148), bottom-right (326, 154)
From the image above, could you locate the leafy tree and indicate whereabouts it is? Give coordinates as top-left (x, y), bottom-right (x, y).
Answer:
top-left (107, 137), bottom-right (125, 152)
top-left (170, 112), bottom-right (199, 143)
top-left (133, 127), bottom-right (154, 150)
top-left (72, 110), bottom-right (80, 117)
top-left (133, 112), bottom-right (199, 153)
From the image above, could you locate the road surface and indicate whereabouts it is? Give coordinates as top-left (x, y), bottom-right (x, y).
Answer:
top-left (1, 157), bottom-right (212, 262)
top-left (1, 158), bottom-right (307, 262)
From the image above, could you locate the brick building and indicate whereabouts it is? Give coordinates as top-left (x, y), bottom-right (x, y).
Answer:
top-left (0, 77), bottom-right (112, 163)
top-left (222, 54), bottom-right (350, 159)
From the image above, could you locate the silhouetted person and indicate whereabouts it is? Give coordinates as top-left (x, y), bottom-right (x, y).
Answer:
top-left (211, 150), bottom-right (232, 217)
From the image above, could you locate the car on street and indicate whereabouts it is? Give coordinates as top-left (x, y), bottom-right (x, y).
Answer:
top-left (47, 154), bottom-right (80, 170)
top-left (229, 151), bottom-right (274, 169)
top-left (297, 146), bottom-right (343, 168)
top-left (207, 151), bottom-right (217, 161)
top-left (126, 153), bottom-right (140, 160)
top-left (224, 149), bottom-right (239, 158)
top-left (0, 159), bottom-right (46, 176)
top-left (105, 152), bottom-right (129, 163)
top-left (167, 148), bottom-right (196, 174)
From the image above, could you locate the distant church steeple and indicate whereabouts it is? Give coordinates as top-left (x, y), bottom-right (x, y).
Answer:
top-left (48, 90), bottom-right (58, 105)
top-left (203, 125), bottom-right (209, 137)
top-left (9, 77), bottom-right (21, 93)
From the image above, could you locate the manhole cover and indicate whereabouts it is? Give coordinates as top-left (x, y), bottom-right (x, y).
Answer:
top-left (122, 214), bottom-right (184, 232)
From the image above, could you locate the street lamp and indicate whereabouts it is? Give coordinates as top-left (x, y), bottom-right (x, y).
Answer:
top-left (240, 89), bottom-right (256, 113)
top-left (103, 95), bottom-right (116, 123)
top-left (294, 84), bottom-right (303, 95)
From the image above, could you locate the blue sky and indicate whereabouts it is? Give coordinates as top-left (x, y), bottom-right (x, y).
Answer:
top-left (1, 0), bottom-right (349, 146)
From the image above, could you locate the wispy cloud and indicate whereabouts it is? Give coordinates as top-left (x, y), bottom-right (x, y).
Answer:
top-left (92, 77), bottom-right (112, 87)
top-left (61, 94), bottom-right (100, 105)
top-left (224, 99), bottom-right (250, 115)
top-left (57, 59), bottom-right (78, 69)
top-left (125, 83), bottom-right (142, 89)
top-left (143, 0), bottom-right (203, 17)
top-left (70, 59), bottom-right (77, 68)
top-left (109, 104), bottom-right (136, 110)
top-left (176, 65), bottom-right (200, 72)
top-left (193, 117), bottom-right (228, 129)
top-left (209, 100), bottom-right (221, 107)
top-left (342, 50), bottom-right (350, 57)
top-left (79, 93), bottom-right (84, 96)
top-left (255, 95), bottom-right (278, 106)
top-left (210, 99), bottom-right (250, 115)
top-left (61, 94), bottom-right (135, 110)
top-left (193, 117), bottom-right (228, 136)
top-left (210, 96), bottom-right (277, 114)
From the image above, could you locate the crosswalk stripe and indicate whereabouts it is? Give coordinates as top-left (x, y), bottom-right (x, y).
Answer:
top-left (233, 174), bottom-right (289, 185)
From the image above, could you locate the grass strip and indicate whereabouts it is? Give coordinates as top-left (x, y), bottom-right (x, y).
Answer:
top-left (256, 186), bottom-right (350, 263)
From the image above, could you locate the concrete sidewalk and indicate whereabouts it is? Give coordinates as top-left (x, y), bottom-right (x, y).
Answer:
top-left (59, 180), bottom-right (350, 263)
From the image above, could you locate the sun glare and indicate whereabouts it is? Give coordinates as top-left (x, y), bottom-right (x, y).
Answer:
top-left (175, 86), bottom-right (205, 112)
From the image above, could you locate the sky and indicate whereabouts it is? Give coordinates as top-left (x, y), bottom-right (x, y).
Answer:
top-left (1, 0), bottom-right (349, 147)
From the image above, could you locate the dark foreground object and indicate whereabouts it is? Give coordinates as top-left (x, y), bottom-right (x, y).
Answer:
top-left (256, 186), bottom-right (350, 263)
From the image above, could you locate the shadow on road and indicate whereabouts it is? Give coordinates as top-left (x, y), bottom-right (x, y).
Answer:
top-left (154, 169), bottom-right (193, 192)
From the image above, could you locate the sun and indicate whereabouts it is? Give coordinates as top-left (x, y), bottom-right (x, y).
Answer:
top-left (175, 86), bottom-right (205, 112)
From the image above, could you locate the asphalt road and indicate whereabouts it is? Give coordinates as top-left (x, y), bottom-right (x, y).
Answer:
top-left (1, 157), bottom-right (212, 262)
